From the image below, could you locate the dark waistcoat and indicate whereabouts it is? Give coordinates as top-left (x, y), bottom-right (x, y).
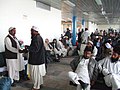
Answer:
top-left (5, 35), bottom-right (17, 59)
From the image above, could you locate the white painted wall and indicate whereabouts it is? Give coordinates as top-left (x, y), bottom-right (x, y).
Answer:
top-left (88, 22), bottom-right (98, 33)
top-left (0, 0), bottom-right (61, 52)
top-left (97, 25), bottom-right (120, 30)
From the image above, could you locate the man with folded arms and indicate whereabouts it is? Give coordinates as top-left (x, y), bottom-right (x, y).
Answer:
top-left (98, 46), bottom-right (120, 90)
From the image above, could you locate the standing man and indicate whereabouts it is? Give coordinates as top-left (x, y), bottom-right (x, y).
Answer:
top-left (64, 28), bottom-right (71, 40)
top-left (77, 29), bottom-right (83, 52)
top-left (77, 28), bottom-right (83, 44)
top-left (28, 26), bottom-right (46, 90)
top-left (4, 27), bottom-right (21, 86)
top-left (81, 28), bottom-right (91, 44)
top-left (79, 28), bottom-right (91, 56)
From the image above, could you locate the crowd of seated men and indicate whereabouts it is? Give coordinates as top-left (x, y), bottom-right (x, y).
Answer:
top-left (68, 29), bottom-right (120, 90)
top-left (44, 37), bottom-right (73, 62)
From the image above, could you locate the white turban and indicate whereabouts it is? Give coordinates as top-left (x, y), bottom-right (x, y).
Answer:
top-left (88, 40), bottom-right (93, 45)
top-left (105, 43), bottom-right (112, 49)
top-left (31, 26), bottom-right (39, 31)
top-left (8, 27), bottom-right (15, 32)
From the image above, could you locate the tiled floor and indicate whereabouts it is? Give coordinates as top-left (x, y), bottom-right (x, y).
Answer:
top-left (11, 56), bottom-right (110, 90)
top-left (11, 57), bottom-right (76, 90)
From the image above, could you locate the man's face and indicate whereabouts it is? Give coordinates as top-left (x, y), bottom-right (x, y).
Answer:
top-left (83, 51), bottom-right (92, 59)
top-left (53, 40), bottom-right (57, 43)
top-left (45, 39), bottom-right (49, 43)
top-left (111, 51), bottom-right (120, 62)
top-left (9, 29), bottom-right (16, 36)
top-left (31, 29), bottom-right (36, 36)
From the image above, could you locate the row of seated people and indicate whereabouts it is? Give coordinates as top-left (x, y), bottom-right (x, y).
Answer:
top-left (44, 38), bottom-right (66, 62)
top-left (44, 38), bottom-right (77, 62)
top-left (44, 31), bottom-right (120, 63)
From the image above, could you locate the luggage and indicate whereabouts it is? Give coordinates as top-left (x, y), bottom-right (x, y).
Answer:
top-left (0, 52), bottom-right (6, 67)
top-left (0, 77), bottom-right (11, 90)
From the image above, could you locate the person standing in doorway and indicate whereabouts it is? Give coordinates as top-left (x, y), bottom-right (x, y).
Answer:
top-left (28, 26), bottom-right (46, 90)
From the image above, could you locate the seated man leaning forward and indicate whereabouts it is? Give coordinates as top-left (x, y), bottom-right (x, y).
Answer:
top-left (69, 46), bottom-right (98, 90)
top-left (98, 46), bottom-right (120, 90)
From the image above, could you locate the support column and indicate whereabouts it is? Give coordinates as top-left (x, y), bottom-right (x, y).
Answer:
top-left (82, 18), bottom-right (85, 30)
top-left (72, 16), bottom-right (77, 46)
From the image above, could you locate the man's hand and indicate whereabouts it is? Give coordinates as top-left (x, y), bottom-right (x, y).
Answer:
top-left (19, 49), bottom-right (28, 53)
top-left (102, 67), bottom-right (110, 76)
top-left (19, 49), bottom-right (23, 53)
top-left (91, 80), bottom-right (95, 86)
top-left (25, 45), bottom-right (29, 49)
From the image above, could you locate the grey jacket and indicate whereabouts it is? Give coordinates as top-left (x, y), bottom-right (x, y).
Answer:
top-left (70, 56), bottom-right (98, 81)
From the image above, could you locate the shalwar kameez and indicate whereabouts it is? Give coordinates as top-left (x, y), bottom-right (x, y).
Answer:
top-left (99, 57), bottom-right (120, 90)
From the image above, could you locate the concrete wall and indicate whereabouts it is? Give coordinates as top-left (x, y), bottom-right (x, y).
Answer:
top-left (0, 0), bottom-right (61, 52)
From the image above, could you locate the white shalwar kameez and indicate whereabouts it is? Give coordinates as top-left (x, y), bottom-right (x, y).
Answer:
top-left (99, 57), bottom-right (120, 90)
top-left (75, 58), bottom-right (90, 90)
top-left (79, 30), bottom-right (90, 56)
top-left (29, 64), bottom-right (46, 89)
top-left (57, 41), bottom-right (67, 57)
top-left (18, 53), bottom-right (25, 71)
top-left (92, 46), bottom-right (98, 59)
top-left (79, 44), bottom-right (86, 56)
top-left (18, 44), bottom-right (25, 71)
top-left (81, 30), bottom-right (91, 44)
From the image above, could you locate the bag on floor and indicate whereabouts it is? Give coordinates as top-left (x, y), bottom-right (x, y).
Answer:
top-left (0, 52), bottom-right (6, 67)
top-left (0, 77), bottom-right (12, 90)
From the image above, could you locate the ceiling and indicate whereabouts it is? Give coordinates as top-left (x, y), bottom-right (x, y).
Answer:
top-left (36, 0), bottom-right (120, 25)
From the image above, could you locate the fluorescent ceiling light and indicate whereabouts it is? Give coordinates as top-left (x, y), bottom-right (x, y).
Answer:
top-left (95, 0), bottom-right (102, 5)
top-left (118, 19), bottom-right (120, 21)
top-left (102, 11), bottom-right (106, 15)
top-left (64, 0), bottom-right (75, 7)
top-left (101, 7), bottom-right (103, 11)
top-left (83, 12), bottom-right (89, 15)
top-left (105, 16), bottom-right (108, 19)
